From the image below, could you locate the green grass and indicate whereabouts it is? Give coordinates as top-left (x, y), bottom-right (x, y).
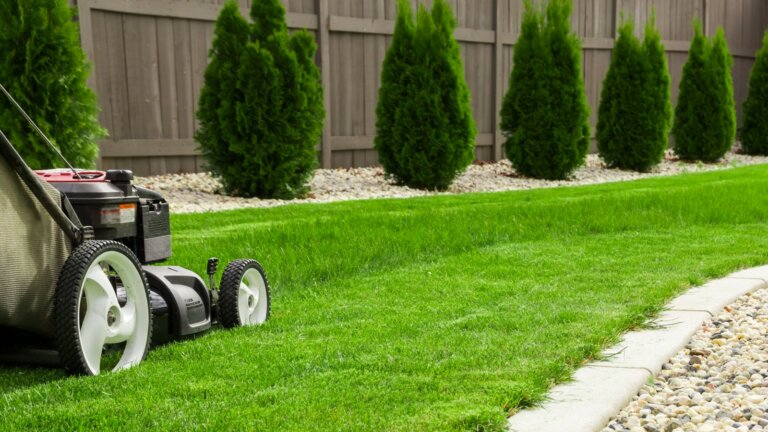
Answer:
top-left (3, 165), bottom-right (768, 431)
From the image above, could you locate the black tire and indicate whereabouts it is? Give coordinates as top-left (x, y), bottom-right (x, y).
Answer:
top-left (54, 240), bottom-right (152, 376)
top-left (219, 259), bottom-right (271, 328)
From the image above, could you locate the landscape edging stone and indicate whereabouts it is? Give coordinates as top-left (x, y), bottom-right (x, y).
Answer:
top-left (507, 268), bottom-right (768, 432)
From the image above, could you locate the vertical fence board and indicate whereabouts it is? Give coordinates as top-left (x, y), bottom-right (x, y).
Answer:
top-left (91, 11), bottom-right (114, 137)
top-left (157, 17), bottom-right (180, 141)
top-left (318, 0), bottom-right (333, 168)
top-left (350, 0), bottom-right (366, 139)
top-left (173, 19), bottom-right (196, 140)
top-left (493, 0), bottom-right (504, 160)
top-left (189, 20), bottom-right (211, 133)
top-left (583, 50), bottom-right (611, 132)
top-left (102, 12), bottom-right (131, 141)
top-left (123, 15), bottom-right (163, 140)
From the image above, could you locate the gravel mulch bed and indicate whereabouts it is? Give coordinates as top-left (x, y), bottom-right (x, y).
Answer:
top-left (602, 288), bottom-right (768, 432)
top-left (134, 152), bottom-right (768, 214)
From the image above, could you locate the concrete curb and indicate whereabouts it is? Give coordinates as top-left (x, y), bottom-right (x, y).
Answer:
top-left (507, 266), bottom-right (768, 432)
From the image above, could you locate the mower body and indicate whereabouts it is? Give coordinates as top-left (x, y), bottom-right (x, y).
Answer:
top-left (35, 168), bottom-right (212, 345)
top-left (0, 82), bottom-right (270, 375)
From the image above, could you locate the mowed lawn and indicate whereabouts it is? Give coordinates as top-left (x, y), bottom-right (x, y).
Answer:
top-left (2, 165), bottom-right (768, 431)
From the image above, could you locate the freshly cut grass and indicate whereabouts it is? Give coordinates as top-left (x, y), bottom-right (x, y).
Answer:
top-left (2, 166), bottom-right (768, 431)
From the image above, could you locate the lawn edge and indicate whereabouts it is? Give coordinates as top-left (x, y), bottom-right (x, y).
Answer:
top-left (507, 265), bottom-right (768, 432)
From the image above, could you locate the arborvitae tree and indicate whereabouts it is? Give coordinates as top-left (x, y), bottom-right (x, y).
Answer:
top-left (597, 19), bottom-right (671, 171)
top-left (709, 28), bottom-right (736, 158)
top-left (673, 23), bottom-right (735, 162)
top-left (597, 22), bottom-right (649, 170)
top-left (644, 17), bottom-right (673, 156)
top-left (673, 23), bottom-right (709, 160)
top-left (0, 0), bottom-right (104, 169)
top-left (545, 0), bottom-right (591, 167)
top-left (196, 0), bottom-right (324, 199)
top-left (375, 0), bottom-right (415, 181)
top-left (500, 0), bottom-right (590, 180)
top-left (196, 2), bottom-right (250, 185)
top-left (500, 0), bottom-right (544, 172)
top-left (742, 31), bottom-right (768, 154)
top-left (374, 0), bottom-right (476, 191)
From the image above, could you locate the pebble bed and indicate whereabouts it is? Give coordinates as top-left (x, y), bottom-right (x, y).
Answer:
top-left (134, 152), bottom-right (768, 214)
top-left (602, 288), bottom-right (768, 432)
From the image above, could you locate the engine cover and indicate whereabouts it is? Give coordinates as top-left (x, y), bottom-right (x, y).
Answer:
top-left (36, 169), bottom-right (171, 263)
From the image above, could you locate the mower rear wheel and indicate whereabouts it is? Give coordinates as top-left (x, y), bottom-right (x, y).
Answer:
top-left (54, 240), bottom-right (152, 375)
top-left (219, 259), bottom-right (270, 328)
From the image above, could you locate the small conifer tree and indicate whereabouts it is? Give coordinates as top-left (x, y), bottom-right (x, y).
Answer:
top-left (0, 0), bottom-right (104, 169)
top-left (597, 22), bottom-right (649, 170)
top-left (375, 0), bottom-right (415, 180)
top-left (742, 31), bottom-right (768, 154)
top-left (500, 0), bottom-right (544, 171)
top-left (644, 17), bottom-right (673, 155)
top-left (673, 23), bottom-right (735, 162)
top-left (597, 18), bottom-right (671, 171)
top-left (673, 23), bottom-right (710, 160)
top-left (710, 28), bottom-right (736, 158)
top-left (374, 0), bottom-right (476, 191)
top-left (196, 0), bottom-right (324, 198)
top-left (196, 2), bottom-right (250, 183)
top-left (500, 0), bottom-right (590, 180)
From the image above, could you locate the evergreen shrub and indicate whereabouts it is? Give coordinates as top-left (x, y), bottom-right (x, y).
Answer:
top-left (673, 23), bottom-right (735, 162)
top-left (197, 0), bottom-right (324, 199)
top-left (741, 33), bottom-right (768, 154)
top-left (596, 19), bottom-right (671, 171)
top-left (0, 0), bottom-right (104, 169)
top-left (374, 0), bottom-right (476, 191)
top-left (645, 18), bottom-right (673, 157)
top-left (500, 0), bottom-right (590, 180)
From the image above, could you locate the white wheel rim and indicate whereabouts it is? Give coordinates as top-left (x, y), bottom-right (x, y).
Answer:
top-left (237, 268), bottom-right (268, 326)
top-left (77, 251), bottom-right (149, 375)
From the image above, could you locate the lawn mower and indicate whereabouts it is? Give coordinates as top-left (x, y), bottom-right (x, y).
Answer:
top-left (0, 83), bottom-right (270, 375)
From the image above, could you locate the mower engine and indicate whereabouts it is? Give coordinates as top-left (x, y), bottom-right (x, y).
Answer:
top-left (36, 169), bottom-right (171, 263)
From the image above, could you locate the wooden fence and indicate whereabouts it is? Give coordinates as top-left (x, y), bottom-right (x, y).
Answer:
top-left (72, 0), bottom-right (768, 175)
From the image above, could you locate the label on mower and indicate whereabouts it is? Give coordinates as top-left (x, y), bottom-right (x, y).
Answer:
top-left (100, 204), bottom-right (136, 225)
top-left (119, 204), bottom-right (136, 223)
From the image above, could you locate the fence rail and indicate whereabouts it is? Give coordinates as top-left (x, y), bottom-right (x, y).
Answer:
top-left (73, 0), bottom-right (768, 175)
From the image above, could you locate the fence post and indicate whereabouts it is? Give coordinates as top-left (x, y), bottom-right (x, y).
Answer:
top-left (493, 0), bottom-right (504, 162)
top-left (318, 0), bottom-right (332, 169)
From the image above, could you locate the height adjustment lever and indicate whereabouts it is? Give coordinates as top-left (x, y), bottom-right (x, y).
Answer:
top-left (207, 257), bottom-right (219, 291)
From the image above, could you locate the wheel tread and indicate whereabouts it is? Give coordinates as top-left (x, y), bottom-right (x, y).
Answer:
top-left (219, 259), bottom-right (271, 328)
top-left (53, 240), bottom-right (152, 375)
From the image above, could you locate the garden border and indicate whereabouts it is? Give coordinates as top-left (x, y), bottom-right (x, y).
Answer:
top-left (507, 265), bottom-right (768, 432)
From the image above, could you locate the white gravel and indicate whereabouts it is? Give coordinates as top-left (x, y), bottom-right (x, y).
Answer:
top-left (602, 288), bottom-right (768, 432)
top-left (134, 152), bottom-right (768, 214)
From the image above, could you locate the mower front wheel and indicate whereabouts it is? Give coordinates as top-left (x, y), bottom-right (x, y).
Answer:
top-left (219, 259), bottom-right (270, 328)
top-left (54, 240), bottom-right (152, 375)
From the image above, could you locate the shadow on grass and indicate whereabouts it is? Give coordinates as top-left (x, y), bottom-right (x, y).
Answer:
top-left (0, 364), bottom-right (65, 394)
